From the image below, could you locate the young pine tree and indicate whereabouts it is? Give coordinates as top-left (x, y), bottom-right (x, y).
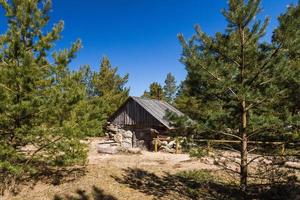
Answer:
top-left (78, 66), bottom-right (108, 137)
top-left (178, 0), bottom-right (298, 190)
top-left (92, 56), bottom-right (129, 117)
top-left (0, 0), bottom-right (87, 189)
top-left (163, 73), bottom-right (177, 103)
top-left (143, 82), bottom-right (165, 100)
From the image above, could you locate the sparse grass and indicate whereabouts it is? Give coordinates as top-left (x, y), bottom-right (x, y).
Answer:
top-left (189, 147), bottom-right (209, 158)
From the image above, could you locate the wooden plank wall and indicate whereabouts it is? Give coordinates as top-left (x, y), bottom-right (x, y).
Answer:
top-left (110, 98), bottom-right (163, 129)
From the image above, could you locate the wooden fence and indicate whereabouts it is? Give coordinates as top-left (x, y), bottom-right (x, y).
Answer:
top-left (192, 139), bottom-right (299, 156)
top-left (154, 137), bottom-right (299, 155)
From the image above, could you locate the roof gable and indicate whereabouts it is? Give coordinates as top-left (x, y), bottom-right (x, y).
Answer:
top-left (127, 96), bottom-right (185, 129)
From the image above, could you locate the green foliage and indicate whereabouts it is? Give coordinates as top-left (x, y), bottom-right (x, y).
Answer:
top-left (166, 110), bottom-right (196, 137)
top-left (78, 56), bottom-right (129, 132)
top-left (0, 3), bottom-right (131, 189)
top-left (174, 82), bottom-right (204, 122)
top-left (272, 2), bottom-right (300, 141)
top-left (163, 73), bottom-right (177, 103)
top-left (175, 0), bottom-right (300, 189)
top-left (176, 0), bottom-right (300, 142)
top-left (143, 82), bottom-right (164, 100)
top-left (176, 170), bottom-right (212, 183)
top-left (189, 148), bottom-right (208, 158)
top-left (0, 0), bottom-right (88, 189)
top-left (70, 57), bottom-right (130, 137)
top-left (143, 73), bottom-right (177, 102)
top-left (91, 57), bottom-right (129, 117)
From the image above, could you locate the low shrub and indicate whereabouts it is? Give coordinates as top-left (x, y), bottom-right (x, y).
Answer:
top-left (189, 147), bottom-right (209, 158)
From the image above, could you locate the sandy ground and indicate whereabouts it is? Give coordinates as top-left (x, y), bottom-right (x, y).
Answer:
top-left (4, 138), bottom-right (219, 200)
top-left (3, 137), bottom-right (299, 200)
top-left (87, 137), bottom-right (219, 172)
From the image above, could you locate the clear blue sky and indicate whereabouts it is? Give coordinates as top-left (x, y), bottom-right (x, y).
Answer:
top-left (0, 0), bottom-right (297, 96)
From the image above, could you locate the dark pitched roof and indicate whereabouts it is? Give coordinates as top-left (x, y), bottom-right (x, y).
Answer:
top-left (130, 96), bottom-right (184, 129)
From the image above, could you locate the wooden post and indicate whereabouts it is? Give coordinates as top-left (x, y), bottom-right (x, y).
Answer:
top-left (281, 143), bottom-right (285, 156)
top-left (207, 140), bottom-right (211, 152)
top-left (175, 137), bottom-right (179, 154)
top-left (154, 138), bottom-right (158, 152)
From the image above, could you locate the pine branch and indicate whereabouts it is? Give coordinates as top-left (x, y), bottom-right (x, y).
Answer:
top-left (246, 155), bottom-right (266, 166)
top-left (247, 126), bottom-right (281, 139)
top-left (195, 61), bottom-right (240, 101)
top-left (246, 89), bottom-right (287, 111)
top-left (247, 43), bottom-right (283, 86)
top-left (245, 97), bottom-right (268, 111)
top-left (222, 146), bottom-right (241, 154)
top-left (259, 78), bottom-right (274, 86)
top-left (214, 153), bottom-right (242, 167)
top-left (216, 162), bottom-right (240, 174)
top-left (248, 147), bottom-right (257, 154)
top-left (0, 83), bottom-right (15, 93)
top-left (25, 136), bottom-right (64, 165)
top-left (195, 59), bottom-right (221, 81)
top-left (18, 107), bottom-right (48, 121)
top-left (208, 46), bottom-right (241, 67)
top-left (207, 128), bottom-right (242, 140)
top-left (214, 93), bottom-right (233, 102)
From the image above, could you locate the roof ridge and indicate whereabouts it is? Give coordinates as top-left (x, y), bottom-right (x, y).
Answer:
top-left (131, 96), bottom-right (167, 103)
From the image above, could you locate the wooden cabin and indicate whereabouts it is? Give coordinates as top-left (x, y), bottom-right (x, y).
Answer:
top-left (108, 96), bottom-right (185, 149)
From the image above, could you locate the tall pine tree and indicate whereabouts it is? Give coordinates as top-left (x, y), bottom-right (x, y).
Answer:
top-left (0, 0), bottom-right (87, 190)
top-left (178, 0), bottom-right (299, 190)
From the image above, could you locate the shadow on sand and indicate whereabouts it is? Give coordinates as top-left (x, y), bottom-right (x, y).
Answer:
top-left (113, 167), bottom-right (300, 200)
top-left (53, 185), bottom-right (117, 200)
top-left (26, 165), bottom-right (87, 187)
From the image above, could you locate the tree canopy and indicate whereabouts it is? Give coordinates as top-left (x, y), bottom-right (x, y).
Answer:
top-left (0, 0), bottom-right (88, 187)
top-left (91, 56), bottom-right (129, 116)
top-left (176, 0), bottom-right (300, 189)
top-left (163, 73), bottom-right (177, 103)
top-left (143, 82), bottom-right (164, 100)
top-left (0, 0), bottom-right (130, 190)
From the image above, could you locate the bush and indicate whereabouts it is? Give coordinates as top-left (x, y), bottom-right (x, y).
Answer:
top-left (189, 147), bottom-right (208, 158)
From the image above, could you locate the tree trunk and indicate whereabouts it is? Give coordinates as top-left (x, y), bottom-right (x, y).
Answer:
top-left (240, 100), bottom-right (248, 191)
top-left (239, 21), bottom-right (248, 192)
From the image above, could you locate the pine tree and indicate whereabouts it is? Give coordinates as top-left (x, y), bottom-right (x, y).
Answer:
top-left (174, 82), bottom-right (203, 121)
top-left (143, 82), bottom-right (164, 100)
top-left (78, 66), bottom-right (108, 136)
top-left (0, 0), bottom-right (87, 189)
top-left (178, 0), bottom-right (299, 190)
top-left (163, 73), bottom-right (177, 103)
top-left (272, 2), bottom-right (300, 141)
top-left (91, 56), bottom-right (129, 117)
